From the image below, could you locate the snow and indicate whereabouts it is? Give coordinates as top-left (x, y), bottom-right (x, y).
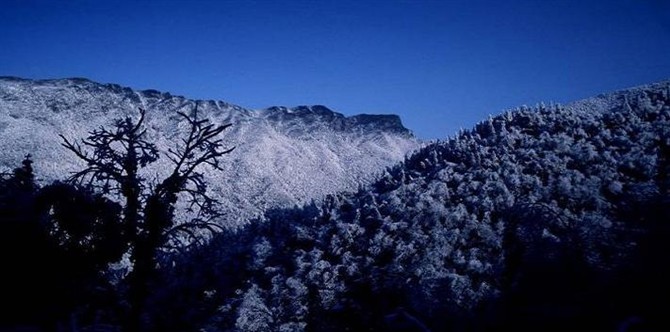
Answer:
top-left (0, 77), bottom-right (421, 228)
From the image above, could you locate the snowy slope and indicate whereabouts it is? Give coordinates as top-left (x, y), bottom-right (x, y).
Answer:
top-left (178, 80), bottom-right (670, 330)
top-left (0, 77), bottom-right (420, 226)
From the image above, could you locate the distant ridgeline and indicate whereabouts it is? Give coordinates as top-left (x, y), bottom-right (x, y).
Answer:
top-left (0, 77), bottom-right (420, 227)
top-left (162, 81), bottom-right (670, 331)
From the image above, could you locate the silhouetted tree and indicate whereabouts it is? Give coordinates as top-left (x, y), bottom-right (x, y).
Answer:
top-left (0, 156), bottom-right (47, 327)
top-left (59, 105), bottom-right (233, 330)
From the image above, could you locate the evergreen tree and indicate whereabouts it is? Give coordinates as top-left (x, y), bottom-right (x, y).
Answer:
top-left (0, 156), bottom-right (126, 329)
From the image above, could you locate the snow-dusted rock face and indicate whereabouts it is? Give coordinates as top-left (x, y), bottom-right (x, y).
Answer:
top-left (0, 77), bottom-right (420, 226)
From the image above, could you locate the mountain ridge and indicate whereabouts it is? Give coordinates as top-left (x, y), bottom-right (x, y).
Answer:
top-left (0, 76), bottom-right (421, 227)
top-left (0, 76), bottom-right (413, 135)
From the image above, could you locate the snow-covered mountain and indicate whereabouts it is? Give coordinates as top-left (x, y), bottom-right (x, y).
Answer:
top-left (0, 77), bottom-right (420, 226)
top-left (170, 80), bottom-right (670, 331)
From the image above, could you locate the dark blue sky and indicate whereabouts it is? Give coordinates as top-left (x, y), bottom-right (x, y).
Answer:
top-left (1, 0), bottom-right (669, 139)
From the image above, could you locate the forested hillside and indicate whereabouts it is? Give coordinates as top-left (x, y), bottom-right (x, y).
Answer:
top-left (162, 81), bottom-right (670, 331)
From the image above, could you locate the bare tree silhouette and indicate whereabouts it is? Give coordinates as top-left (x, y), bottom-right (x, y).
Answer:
top-left (60, 104), bottom-right (233, 330)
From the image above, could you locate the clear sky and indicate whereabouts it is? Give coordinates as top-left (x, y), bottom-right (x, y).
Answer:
top-left (1, 0), bottom-right (669, 139)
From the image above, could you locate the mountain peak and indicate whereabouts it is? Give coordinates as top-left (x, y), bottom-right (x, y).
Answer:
top-left (262, 104), bottom-right (412, 137)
